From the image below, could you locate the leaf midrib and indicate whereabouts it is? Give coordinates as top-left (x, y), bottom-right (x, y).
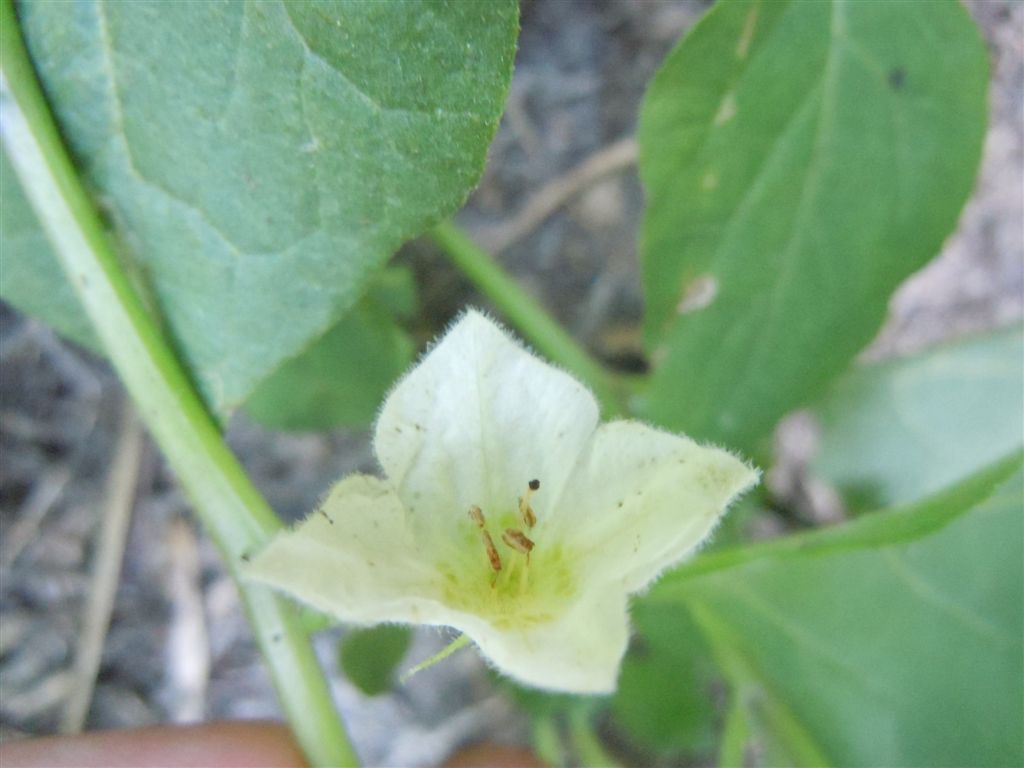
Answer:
top-left (646, 451), bottom-right (1021, 595)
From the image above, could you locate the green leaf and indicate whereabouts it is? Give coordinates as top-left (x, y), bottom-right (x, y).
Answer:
top-left (368, 264), bottom-right (418, 322)
top-left (497, 680), bottom-right (601, 721)
top-left (637, 0), bottom-right (988, 450)
top-left (648, 455), bottom-right (1023, 766)
top-left (5, 0), bottom-right (517, 413)
top-left (243, 268), bottom-right (416, 431)
top-left (813, 326), bottom-right (1024, 512)
top-left (0, 151), bottom-right (98, 351)
top-left (338, 624), bottom-right (412, 697)
top-left (610, 601), bottom-right (718, 755)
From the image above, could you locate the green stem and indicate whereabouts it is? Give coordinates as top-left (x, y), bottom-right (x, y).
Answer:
top-left (567, 709), bottom-right (620, 768)
top-left (718, 685), bottom-right (752, 768)
top-left (398, 633), bottom-right (469, 684)
top-left (687, 602), bottom-right (830, 768)
top-left (0, 5), bottom-right (357, 765)
top-left (428, 221), bottom-right (626, 416)
top-left (531, 716), bottom-right (566, 768)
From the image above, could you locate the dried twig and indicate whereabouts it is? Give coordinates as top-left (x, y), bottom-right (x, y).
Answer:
top-left (0, 467), bottom-right (73, 569)
top-left (481, 136), bottom-right (638, 253)
top-left (163, 517), bottom-right (211, 723)
top-left (60, 401), bottom-right (144, 734)
top-left (1, 671), bottom-right (75, 721)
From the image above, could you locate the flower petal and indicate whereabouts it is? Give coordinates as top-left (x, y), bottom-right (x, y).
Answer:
top-left (449, 588), bottom-right (629, 694)
top-left (558, 421), bottom-right (759, 593)
top-left (374, 310), bottom-right (599, 548)
top-left (246, 475), bottom-right (444, 624)
top-left (248, 471), bottom-right (629, 693)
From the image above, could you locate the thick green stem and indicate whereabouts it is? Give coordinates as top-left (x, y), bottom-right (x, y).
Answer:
top-left (429, 221), bottom-right (626, 416)
top-left (0, 4), bottom-right (357, 764)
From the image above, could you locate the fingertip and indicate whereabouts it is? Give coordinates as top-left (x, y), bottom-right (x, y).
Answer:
top-left (0, 721), bottom-right (307, 768)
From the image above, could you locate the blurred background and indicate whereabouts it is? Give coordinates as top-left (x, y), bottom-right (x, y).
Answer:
top-left (1, 0), bottom-right (1020, 764)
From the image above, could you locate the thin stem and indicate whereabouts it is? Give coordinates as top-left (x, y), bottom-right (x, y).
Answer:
top-left (428, 221), bottom-right (626, 417)
top-left (687, 602), bottom-right (829, 767)
top-left (567, 709), bottom-right (620, 768)
top-left (718, 685), bottom-right (752, 768)
top-left (531, 715), bottom-right (567, 768)
top-left (0, 4), bottom-right (357, 765)
top-left (61, 402), bottom-right (143, 734)
top-left (398, 633), bottom-right (470, 684)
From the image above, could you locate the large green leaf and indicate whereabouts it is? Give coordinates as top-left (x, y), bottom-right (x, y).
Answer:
top-left (611, 600), bottom-right (718, 755)
top-left (637, 0), bottom-right (988, 450)
top-left (243, 266), bottom-right (416, 431)
top-left (814, 325), bottom-right (1024, 512)
top-left (2, 0), bottom-right (517, 413)
top-left (1, 151), bottom-right (98, 351)
top-left (609, 494), bottom-right (771, 756)
top-left (648, 455), bottom-right (1023, 766)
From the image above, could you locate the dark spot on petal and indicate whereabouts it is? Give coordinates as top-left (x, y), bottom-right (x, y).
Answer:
top-left (529, 479), bottom-right (540, 491)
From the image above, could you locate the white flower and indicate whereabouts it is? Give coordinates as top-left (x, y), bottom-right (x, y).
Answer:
top-left (247, 311), bottom-right (758, 693)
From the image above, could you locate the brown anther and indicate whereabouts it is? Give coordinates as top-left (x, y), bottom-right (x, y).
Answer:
top-left (519, 479), bottom-right (540, 528)
top-left (518, 497), bottom-right (537, 528)
top-left (468, 505), bottom-right (485, 528)
top-left (481, 530), bottom-right (502, 572)
top-left (502, 528), bottom-right (535, 555)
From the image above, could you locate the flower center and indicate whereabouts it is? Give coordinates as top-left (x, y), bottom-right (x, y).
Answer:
top-left (437, 480), bottom-right (576, 629)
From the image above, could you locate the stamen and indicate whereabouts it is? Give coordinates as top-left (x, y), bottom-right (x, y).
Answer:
top-left (481, 529), bottom-right (502, 573)
top-left (503, 528), bottom-right (534, 594)
top-left (519, 479), bottom-right (540, 528)
top-left (518, 498), bottom-right (536, 528)
top-left (502, 528), bottom-right (535, 555)
top-left (468, 504), bottom-right (485, 528)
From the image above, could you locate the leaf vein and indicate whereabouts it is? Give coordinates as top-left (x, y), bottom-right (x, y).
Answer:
top-left (279, 2), bottom-right (464, 121)
top-left (721, 580), bottom-right (899, 702)
top-left (714, 0), bottom-right (847, 420)
top-left (95, 0), bottom-right (249, 260)
top-left (881, 550), bottom-right (1016, 647)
